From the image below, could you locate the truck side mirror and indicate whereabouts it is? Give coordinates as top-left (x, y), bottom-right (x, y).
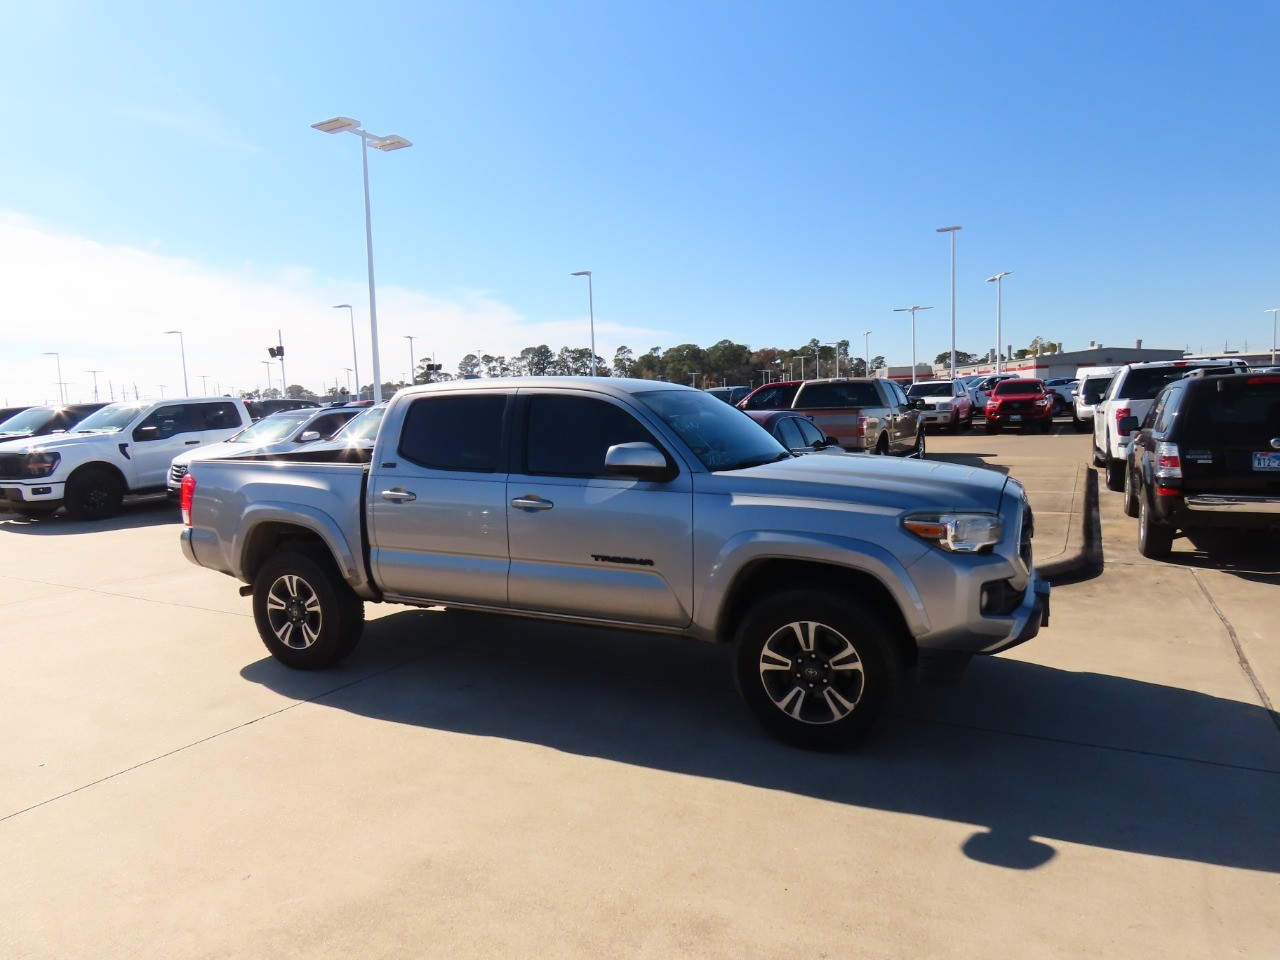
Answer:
top-left (297, 431), bottom-right (321, 443)
top-left (605, 442), bottom-right (675, 482)
top-left (133, 425), bottom-right (159, 442)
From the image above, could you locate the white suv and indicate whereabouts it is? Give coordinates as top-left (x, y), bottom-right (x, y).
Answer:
top-left (0, 397), bottom-right (249, 519)
top-left (1092, 360), bottom-right (1245, 491)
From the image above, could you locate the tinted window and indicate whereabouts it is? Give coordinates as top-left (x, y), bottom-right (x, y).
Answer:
top-left (794, 382), bottom-right (880, 408)
top-left (1179, 381), bottom-right (1280, 444)
top-left (198, 401), bottom-right (244, 431)
top-left (907, 383), bottom-right (951, 398)
top-left (399, 395), bottom-right (507, 472)
top-left (742, 384), bottom-right (799, 411)
top-left (306, 411), bottom-right (356, 439)
top-left (994, 381), bottom-right (1043, 396)
top-left (775, 417), bottom-right (805, 449)
top-left (525, 395), bottom-right (657, 476)
top-left (1119, 366), bottom-right (1226, 400)
top-left (1080, 375), bottom-right (1113, 403)
top-left (885, 381), bottom-right (909, 407)
top-left (795, 418), bottom-right (826, 448)
top-left (135, 404), bottom-right (197, 439)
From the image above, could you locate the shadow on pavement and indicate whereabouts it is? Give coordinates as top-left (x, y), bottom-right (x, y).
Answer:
top-left (241, 608), bottom-right (1280, 875)
top-left (1166, 532), bottom-right (1280, 583)
top-left (0, 497), bottom-right (177, 535)
top-left (927, 452), bottom-right (1011, 475)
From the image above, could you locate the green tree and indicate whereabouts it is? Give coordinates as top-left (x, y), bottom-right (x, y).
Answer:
top-left (613, 345), bottom-right (635, 378)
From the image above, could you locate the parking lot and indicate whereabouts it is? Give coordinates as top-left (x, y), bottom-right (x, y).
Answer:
top-left (2, 426), bottom-right (1278, 959)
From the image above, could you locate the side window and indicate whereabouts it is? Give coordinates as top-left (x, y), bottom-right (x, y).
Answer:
top-left (795, 419), bottom-right (827, 448)
top-left (525, 395), bottom-right (657, 477)
top-left (742, 385), bottom-right (797, 411)
top-left (308, 413), bottom-right (349, 438)
top-left (399, 395), bottom-right (507, 472)
top-left (1152, 388), bottom-right (1180, 434)
top-left (135, 404), bottom-right (192, 440)
top-left (885, 381), bottom-right (908, 409)
top-left (198, 402), bottom-right (243, 432)
top-left (775, 417), bottom-right (805, 450)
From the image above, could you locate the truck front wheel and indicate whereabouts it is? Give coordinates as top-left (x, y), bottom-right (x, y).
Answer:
top-left (252, 550), bottom-right (365, 669)
top-left (733, 591), bottom-right (903, 750)
top-left (64, 467), bottom-right (123, 521)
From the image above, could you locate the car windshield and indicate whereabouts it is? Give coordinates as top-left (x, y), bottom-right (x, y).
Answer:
top-left (229, 410), bottom-right (312, 443)
top-left (994, 381), bottom-right (1042, 396)
top-left (636, 388), bottom-right (789, 471)
top-left (907, 383), bottom-right (952, 398)
top-left (0, 406), bottom-right (57, 436)
top-left (334, 406), bottom-right (385, 441)
top-left (71, 403), bottom-right (147, 434)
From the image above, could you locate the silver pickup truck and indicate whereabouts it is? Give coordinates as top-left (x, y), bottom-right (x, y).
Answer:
top-left (180, 378), bottom-right (1048, 749)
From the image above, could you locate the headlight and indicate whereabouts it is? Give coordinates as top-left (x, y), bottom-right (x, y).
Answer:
top-left (902, 512), bottom-right (1003, 553)
top-left (936, 402), bottom-right (952, 411)
top-left (23, 451), bottom-right (61, 478)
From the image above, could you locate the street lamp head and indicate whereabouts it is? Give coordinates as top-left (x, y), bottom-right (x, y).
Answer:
top-left (333, 304), bottom-right (351, 310)
top-left (369, 135), bottom-right (412, 152)
top-left (164, 329), bottom-right (181, 335)
top-left (312, 116), bottom-right (360, 134)
top-left (571, 271), bottom-right (591, 277)
top-left (986, 271), bottom-right (1013, 283)
top-left (936, 225), bottom-right (963, 233)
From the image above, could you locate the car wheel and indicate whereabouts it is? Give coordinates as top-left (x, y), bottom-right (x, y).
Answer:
top-left (1072, 411), bottom-right (1089, 433)
top-left (733, 590), bottom-right (904, 750)
top-left (252, 550), bottom-right (365, 669)
top-left (984, 420), bottom-right (998, 434)
top-left (64, 467), bottom-right (124, 521)
top-left (1137, 495), bottom-right (1173, 560)
top-left (1105, 458), bottom-right (1125, 492)
top-left (1122, 463), bottom-right (1140, 517)
top-left (874, 435), bottom-right (889, 455)
top-left (907, 428), bottom-right (926, 459)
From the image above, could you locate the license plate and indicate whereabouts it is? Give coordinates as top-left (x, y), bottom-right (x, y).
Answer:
top-left (1009, 415), bottom-right (1022, 422)
top-left (1254, 452), bottom-right (1280, 471)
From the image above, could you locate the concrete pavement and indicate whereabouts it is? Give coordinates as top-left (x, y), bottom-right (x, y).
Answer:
top-left (1, 430), bottom-right (1277, 959)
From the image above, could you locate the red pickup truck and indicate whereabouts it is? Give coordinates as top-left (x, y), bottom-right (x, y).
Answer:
top-left (738, 378), bottom-right (925, 455)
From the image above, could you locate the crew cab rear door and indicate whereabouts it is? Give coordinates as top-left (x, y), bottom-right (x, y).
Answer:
top-left (368, 392), bottom-right (512, 607)
top-left (505, 390), bottom-right (694, 627)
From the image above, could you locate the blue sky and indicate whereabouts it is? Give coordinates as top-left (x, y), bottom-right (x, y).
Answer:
top-left (2, 0), bottom-right (1278, 403)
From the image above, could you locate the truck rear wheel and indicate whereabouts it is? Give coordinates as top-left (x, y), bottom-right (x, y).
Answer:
top-left (733, 591), bottom-right (903, 750)
top-left (252, 550), bottom-right (364, 669)
top-left (1105, 458), bottom-right (1125, 492)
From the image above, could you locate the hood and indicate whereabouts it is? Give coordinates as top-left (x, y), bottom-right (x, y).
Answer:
top-left (172, 437), bottom-right (287, 468)
top-left (700, 453), bottom-right (1009, 514)
top-left (0, 431), bottom-right (118, 455)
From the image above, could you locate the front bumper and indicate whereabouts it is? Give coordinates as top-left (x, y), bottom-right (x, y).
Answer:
top-left (919, 408), bottom-right (959, 426)
top-left (0, 481), bottom-right (66, 506)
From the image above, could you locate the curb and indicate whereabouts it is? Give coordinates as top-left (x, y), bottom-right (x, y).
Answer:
top-left (1038, 466), bottom-right (1103, 585)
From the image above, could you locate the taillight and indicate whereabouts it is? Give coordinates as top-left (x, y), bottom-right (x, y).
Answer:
top-left (1155, 441), bottom-right (1182, 484)
top-left (852, 416), bottom-right (868, 438)
top-left (1114, 406), bottom-right (1132, 428)
top-left (181, 473), bottom-right (196, 526)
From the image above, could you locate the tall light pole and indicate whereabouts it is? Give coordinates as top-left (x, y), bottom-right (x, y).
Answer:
top-left (570, 270), bottom-right (596, 376)
top-left (936, 225), bottom-right (962, 380)
top-left (344, 368), bottom-right (353, 397)
top-left (313, 117), bottom-right (413, 403)
top-left (986, 272), bottom-right (1014, 374)
top-left (689, 371), bottom-right (701, 388)
top-left (1266, 308), bottom-right (1280, 365)
top-left (163, 330), bottom-right (188, 395)
top-left (42, 352), bottom-right (65, 404)
top-left (260, 360), bottom-right (273, 396)
top-left (197, 374), bottom-right (210, 394)
top-left (893, 306), bottom-right (933, 384)
top-left (333, 305), bottom-right (360, 400)
top-left (863, 331), bottom-right (872, 376)
top-left (86, 369), bottom-right (102, 402)
top-left (404, 334), bottom-right (416, 385)
top-left (822, 342), bottom-right (845, 378)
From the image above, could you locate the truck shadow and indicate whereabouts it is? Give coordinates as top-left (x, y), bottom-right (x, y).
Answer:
top-left (241, 608), bottom-right (1280, 875)
top-left (0, 497), bottom-right (177, 535)
top-left (926, 452), bottom-right (1011, 475)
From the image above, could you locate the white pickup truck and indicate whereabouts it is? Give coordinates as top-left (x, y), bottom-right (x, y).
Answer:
top-left (0, 397), bottom-right (250, 519)
top-left (179, 378), bottom-right (1049, 749)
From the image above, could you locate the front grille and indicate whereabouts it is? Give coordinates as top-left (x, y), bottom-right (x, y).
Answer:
top-left (0, 455), bottom-right (26, 480)
top-left (169, 463), bottom-right (189, 483)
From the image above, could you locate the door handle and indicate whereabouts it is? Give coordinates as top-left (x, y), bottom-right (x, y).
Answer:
top-left (185, 440), bottom-right (200, 445)
top-left (511, 495), bottom-right (554, 511)
top-left (380, 488), bottom-right (417, 502)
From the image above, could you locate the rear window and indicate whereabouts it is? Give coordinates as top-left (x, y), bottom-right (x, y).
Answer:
top-left (1119, 366), bottom-right (1227, 400)
top-left (1179, 382), bottom-right (1280, 445)
top-left (794, 382), bottom-right (881, 408)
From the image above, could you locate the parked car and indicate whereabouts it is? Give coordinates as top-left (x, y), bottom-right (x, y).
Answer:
top-left (1042, 378), bottom-right (1078, 415)
top-left (983, 379), bottom-right (1054, 433)
top-left (705, 385), bottom-right (751, 405)
top-left (0, 406), bottom-right (30, 425)
top-left (180, 377), bottom-right (1048, 749)
top-left (1072, 367), bottom-right (1120, 433)
top-left (244, 398), bottom-right (320, 421)
top-left (1093, 359), bottom-right (1247, 491)
top-left (166, 405), bottom-right (363, 496)
top-left (738, 378), bottom-right (925, 456)
top-left (905, 380), bottom-right (974, 432)
top-left (0, 403), bottom-right (106, 441)
top-left (1120, 370), bottom-right (1280, 558)
top-left (0, 397), bottom-right (250, 519)
top-left (745, 410), bottom-right (849, 454)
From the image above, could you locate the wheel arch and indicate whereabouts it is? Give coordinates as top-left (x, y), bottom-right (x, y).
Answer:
top-left (716, 558), bottom-right (916, 669)
top-left (66, 460), bottom-right (128, 491)
top-left (240, 521), bottom-right (340, 585)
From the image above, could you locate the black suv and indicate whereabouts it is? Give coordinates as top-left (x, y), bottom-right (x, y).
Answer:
top-left (1120, 371), bottom-right (1280, 558)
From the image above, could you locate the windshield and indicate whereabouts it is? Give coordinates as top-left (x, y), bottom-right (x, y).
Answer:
top-left (230, 410), bottom-right (313, 443)
top-left (0, 406), bottom-right (57, 436)
top-left (994, 381), bottom-right (1043, 396)
top-left (71, 403), bottom-right (147, 434)
top-left (906, 383), bottom-right (952, 398)
top-left (636, 388), bottom-right (789, 471)
top-left (334, 406), bottom-right (385, 441)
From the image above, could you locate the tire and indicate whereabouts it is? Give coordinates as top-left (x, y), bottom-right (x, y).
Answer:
top-left (1105, 458), bottom-right (1125, 492)
top-left (1122, 464), bottom-right (1140, 518)
top-left (985, 420), bottom-right (998, 434)
top-left (1072, 411), bottom-right (1089, 433)
top-left (1137, 495), bottom-right (1174, 559)
top-left (874, 434), bottom-right (889, 455)
top-left (64, 467), bottom-right (124, 521)
top-left (733, 590), bottom-right (904, 750)
top-left (906, 428), bottom-right (926, 459)
top-left (252, 550), bottom-right (365, 669)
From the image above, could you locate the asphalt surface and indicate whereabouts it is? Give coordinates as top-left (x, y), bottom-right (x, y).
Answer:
top-left (1, 423), bottom-right (1277, 959)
